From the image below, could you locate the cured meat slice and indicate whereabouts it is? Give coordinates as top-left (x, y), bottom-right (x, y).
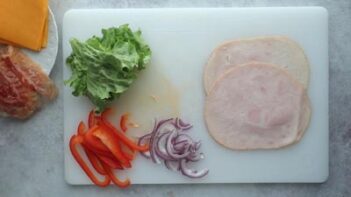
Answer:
top-left (204, 36), bottom-right (310, 94)
top-left (0, 61), bottom-right (40, 118)
top-left (0, 45), bottom-right (57, 119)
top-left (204, 62), bottom-right (311, 150)
top-left (0, 46), bottom-right (57, 99)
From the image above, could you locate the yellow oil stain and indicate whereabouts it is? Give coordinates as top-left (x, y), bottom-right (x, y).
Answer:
top-left (109, 63), bottom-right (180, 138)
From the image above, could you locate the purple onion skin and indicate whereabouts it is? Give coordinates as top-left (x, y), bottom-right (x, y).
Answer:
top-left (172, 118), bottom-right (193, 131)
top-left (175, 133), bottom-right (193, 143)
top-left (139, 118), bottom-right (209, 179)
top-left (155, 131), bottom-right (175, 161)
top-left (180, 159), bottom-right (209, 178)
top-left (165, 130), bottom-right (191, 160)
top-left (187, 152), bottom-right (204, 162)
top-left (173, 141), bottom-right (189, 152)
top-left (195, 141), bottom-right (201, 150)
top-left (149, 118), bottom-right (173, 163)
top-left (138, 134), bottom-right (152, 159)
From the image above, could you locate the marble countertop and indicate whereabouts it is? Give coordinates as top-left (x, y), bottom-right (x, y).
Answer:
top-left (0, 0), bottom-right (350, 196)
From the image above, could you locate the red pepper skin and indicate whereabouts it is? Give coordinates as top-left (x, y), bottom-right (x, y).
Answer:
top-left (83, 126), bottom-right (110, 152)
top-left (120, 114), bottom-right (129, 132)
top-left (77, 121), bottom-right (86, 136)
top-left (88, 110), bottom-right (94, 128)
top-left (93, 126), bottom-right (131, 168)
top-left (83, 146), bottom-right (107, 175)
top-left (120, 143), bottom-right (135, 161)
top-left (102, 121), bottom-right (149, 152)
top-left (88, 110), bottom-right (101, 128)
top-left (101, 109), bottom-right (148, 152)
top-left (82, 133), bottom-right (133, 166)
top-left (69, 135), bottom-right (110, 187)
top-left (101, 162), bottom-right (130, 188)
top-left (69, 108), bottom-right (149, 188)
top-left (98, 155), bottom-right (124, 170)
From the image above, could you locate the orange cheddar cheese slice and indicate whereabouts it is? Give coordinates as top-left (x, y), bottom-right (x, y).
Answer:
top-left (0, 0), bottom-right (48, 51)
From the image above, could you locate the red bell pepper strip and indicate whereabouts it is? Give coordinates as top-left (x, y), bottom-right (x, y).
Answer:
top-left (93, 126), bottom-right (131, 168)
top-left (83, 126), bottom-right (110, 153)
top-left (77, 121), bottom-right (111, 174)
top-left (69, 108), bottom-right (150, 188)
top-left (77, 123), bottom-right (107, 174)
top-left (83, 143), bottom-right (127, 169)
top-left (84, 147), bottom-right (107, 175)
top-left (88, 110), bottom-right (95, 128)
top-left (102, 121), bottom-right (149, 152)
top-left (69, 135), bottom-right (110, 187)
top-left (82, 143), bottom-right (114, 158)
top-left (119, 143), bottom-right (135, 161)
top-left (101, 108), bottom-right (148, 152)
top-left (101, 162), bottom-right (130, 188)
top-left (88, 110), bottom-right (101, 128)
top-left (120, 114), bottom-right (129, 132)
top-left (101, 110), bottom-right (135, 160)
top-left (98, 155), bottom-right (124, 170)
top-left (121, 149), bottom-right (135, 161)
top-left (78, 121), bottom-right (116, 161)
top-left (77, 121), bottom-right (86, 136)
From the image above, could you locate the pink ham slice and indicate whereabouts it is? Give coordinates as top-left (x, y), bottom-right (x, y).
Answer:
top-left (204, 36), bottom-right (310, 94)
top-left (205, 62), bottom-right (311, 150)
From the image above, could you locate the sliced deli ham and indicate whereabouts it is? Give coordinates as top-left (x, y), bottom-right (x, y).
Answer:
top-left (204, 36), bottom-right (310, 94)
top-left (204, 62), bottom-right (311, 150)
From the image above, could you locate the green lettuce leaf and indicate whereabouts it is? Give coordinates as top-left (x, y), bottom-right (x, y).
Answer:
top-left (65, 24), bottom-right (151, 112)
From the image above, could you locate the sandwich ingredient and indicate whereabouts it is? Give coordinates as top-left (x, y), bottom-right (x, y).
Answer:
top-left (205, 62), bottom-right (311, 150)
top-left (65, 25), bottom-right (151, 112)
top-left (139, 118), bottom-right (209, 178)
top-left (69, 108), bottom-right (149, 188)
top-left (204, 36), bottom-right (310, 94)
top-left (0, 0), bottom-right (48, 51)
top-left (0, 45), bottom-right (57, 119)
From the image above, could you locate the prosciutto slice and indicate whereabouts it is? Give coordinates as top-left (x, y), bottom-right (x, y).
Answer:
top-left (0, 45), bottom-right (57, 119)
top-left (204, 36), bottom-right (310, 94)
top-left (204, 62), bottom-right (311, 150)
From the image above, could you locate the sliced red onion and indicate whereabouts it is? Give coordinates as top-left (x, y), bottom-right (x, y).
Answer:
top-left (179, 119), bottom-right (192, 130)
top-left (189, 144), bottom-right (196, 153)
top-left (138, 133), bottom-right (151, 159)
top-left (175, 133), bottom-right (193, 144)
top-left (173, 140), bottom-right (189, 151)
top-left (149, 118), bottom-right (173, 164)
top-left (194, 141), bottom-right (201, 150)
top-left (155, 131), bottom-right (174, 161)
top-left (166, 130), bottom-right (191, 159)
top-left (171, 118), bottom-right (180, 130)
top-left (173, 118), bottom-right (193, 130)
top-left (139, 118), bottom-right (208, 179)
top-left (180, 159), bottom-right (209, 178)
top-left (173, 139), bottom-right (188, 145)
top-left (187, 152), bottom-right (204, 162)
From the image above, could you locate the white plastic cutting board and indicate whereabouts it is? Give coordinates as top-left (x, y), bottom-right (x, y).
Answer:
top-left (63, 7), bottom-right (328, 184)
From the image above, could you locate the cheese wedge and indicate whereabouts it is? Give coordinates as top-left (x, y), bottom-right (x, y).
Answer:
top-left (0, 0), bottom-right (48, 51)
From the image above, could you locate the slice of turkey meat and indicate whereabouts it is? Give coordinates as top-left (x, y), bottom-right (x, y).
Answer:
top-left (205, 62), bottom-right (311, 150)
top-left (204, 36), bottom-right (310, 94)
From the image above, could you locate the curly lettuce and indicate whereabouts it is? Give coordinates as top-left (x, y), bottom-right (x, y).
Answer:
top-left (65, 25), bottom-right (151, 112)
